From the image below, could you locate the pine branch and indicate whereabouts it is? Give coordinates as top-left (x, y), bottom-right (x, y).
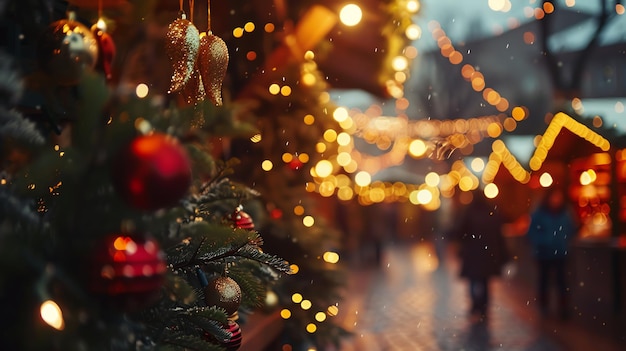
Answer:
top-left (230, 244), bottom-right (291, 274)
top-left (181, 306), bottom-right (229, 338)
top-left (0, 191), bottom-right (40, 224)
top-left (0, 51), bottom-right (23, 104)
top-left (228, 266), bottom-right (266, 309)
top-left (196, 177), bottom-right (259, 207)
top-left (0, 107), bottom-right (45, 145)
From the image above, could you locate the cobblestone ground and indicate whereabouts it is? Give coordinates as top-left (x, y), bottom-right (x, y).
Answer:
top-left (339, 242), bottom-right (563, 351)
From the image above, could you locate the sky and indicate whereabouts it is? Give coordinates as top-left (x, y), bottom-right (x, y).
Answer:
top-left (416, 0), bottom-right (626, 50)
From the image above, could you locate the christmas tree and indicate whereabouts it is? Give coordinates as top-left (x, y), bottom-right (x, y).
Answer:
top-left (0, 0), bottom-right (291, 350)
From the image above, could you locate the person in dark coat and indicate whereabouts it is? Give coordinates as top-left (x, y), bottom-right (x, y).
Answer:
top-left (455, 191), bottom-right (509, 322)
top-left (526, 187), bottom-right (577, 319)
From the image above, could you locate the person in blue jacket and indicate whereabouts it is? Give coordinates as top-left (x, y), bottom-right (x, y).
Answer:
top-left (526, 187), bottom-right (578, 319)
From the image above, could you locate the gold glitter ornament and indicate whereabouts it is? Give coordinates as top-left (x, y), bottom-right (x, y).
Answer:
top-left (198, 31), bottom-right (229, 106)
top-left (166, 13), bottom-right (200, 93)
top-left (38, 13), bottom-right (99, 86)
top-left (203, 276), bottom-right (241, 315)
top-left (181, 67), bottom-right (205, 105)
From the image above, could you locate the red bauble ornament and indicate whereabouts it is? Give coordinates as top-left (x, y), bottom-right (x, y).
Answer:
top-left (112, 133), bottom-right (191, 210)
top-left (91, 21), bottom-right (116, 80)
top-left (203, 320), bottom-right (242, 351)
top-left (288, 159), bottom-right (303, 170)
top-left (90, 234), bottom-right (166, 309)
top-left (203, 276), bottom-right (242, 316)
top-left (222, 320), bottom-right (242, 351)
top-left (228, 207), bottom-right (255, 230)
top-left (38, 14), bottom-right (98, 85)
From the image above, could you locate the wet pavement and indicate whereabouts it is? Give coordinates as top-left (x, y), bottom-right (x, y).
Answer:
top-left (338, 242), bottom-right (624, 351)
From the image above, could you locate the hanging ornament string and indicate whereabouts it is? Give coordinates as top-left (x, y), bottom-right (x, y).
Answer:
top-left (206, 0), bottom-right (211, 32)
top-left (188, 0), bottom-right (194, 23)
top-left (197, 0), bottom-right (229, 106)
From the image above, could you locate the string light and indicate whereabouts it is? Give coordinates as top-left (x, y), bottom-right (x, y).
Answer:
top-left (339, 4), bottom-right (362, 27)
top-left (40, 300), bottom-right (64, 330)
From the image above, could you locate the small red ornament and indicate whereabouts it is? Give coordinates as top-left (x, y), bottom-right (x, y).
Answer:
top-left (288, 159), bottom-right (303, 170)
top-left (221, 320), bottom-right (242, 351)
top-left (203, 276), bottom-right (242, 316)
top-left (203, 319), bottom-right (242, 351)
top-left (112, 133), bottom-right (191, 210)
top-left (228, 207), bottom-right (255, 230)
top-left (270, 208), bottom-right (283, 220)
top-left (90, 234), bottom-right (166, 310)
top-left (91, 20), bottom-right (116, 80)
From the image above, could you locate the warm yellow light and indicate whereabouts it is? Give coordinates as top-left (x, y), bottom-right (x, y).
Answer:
top-left (315, 160), bottom-right (333, 178)
top-left (290, 264), bottom-right (300, 274)
top-left (292, 293), bottom-right (303, 303)
top-left (40, 300), bottom-right (64, 330)
top-left (281, 86), bottom-right (292, 96)
top-left (406, 0), bottom-right (420, 13)
top-left (580, 171), bottom-right (591, 185)
top-left (323, 129), bottom-right (338, 143)
top-left (269, 84), bottom-right (280, 95)
top-left (417, 189), bottom-right (433, 204)
top-left (306, 323), bottom-right (317, 333)
top-left (250, 134), bottom-right (262, 143)
top-left (299, 153), bottom-right (310, 163)
top-left (315, 312), bottom-right (327, 322)
top-left (304, 50), bottom-right (315, 60)
top-left (319, 181), bottom-right (336, 197)
top-left (135, 83), bottom-right (149, 98)
top-left (484, 183), bottom-right (499, 198)
top-left (405, 24), bottom-right (422, 40)
top-left (302, 73), bottom-right (317, 86)
top-left (487, 123), bottom-right (502, 138)
top-left (392, 56), bottom-right (409, 71)
top-left (339, 4), bottom-right (362, 26)
top-left (354, 171), bottom-right (372, 187)
top-left (337, 152), bottom-right (352, 166)
top-left (301, 300), bottom-right (312, 310)
top-left (512, 106), bottom-right (526, 121)
top-left (316, 142), bottom-right (327, 153)
top-left (233, 27), bottom-right (244, 38)
top-left (333, 107), bottom-right (349, 122)
top-left (304, 114), bottom-right (315, 125)
top-left (425, 172), bottom-right (440, 187)
top-left (323, 251), bottom-right (340, 264)
top-left (327, 305), bottom-right (339, 316)
top-left (280, 309), bottom-right (292, 319)
top-left (344, 160), bottom-right (358, 173)
top-left (539, 172), bottom-right (553, 187)
top-left (471, 158), bottom-right (485, 172)
top-left (282, 153), bottom-right (294, 163)
top-left (459, 176), bottom-right (474, 191)
top-left (409, 139), bottom-right (427, 157)
top-left (337, 132), bottom-right (351, 146)
top-left (337, 186), bottom-right (354, 200)
top-left (303, 215), bottom-right (315, 227)
top-left (588, 169), bottom-right (597, 182)
top-left (262, 160), bottom-right (273, 171)
top-left (488, 0), bottom-right (506, 11)
top-left (244, 22), bottom-right (255, 32)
